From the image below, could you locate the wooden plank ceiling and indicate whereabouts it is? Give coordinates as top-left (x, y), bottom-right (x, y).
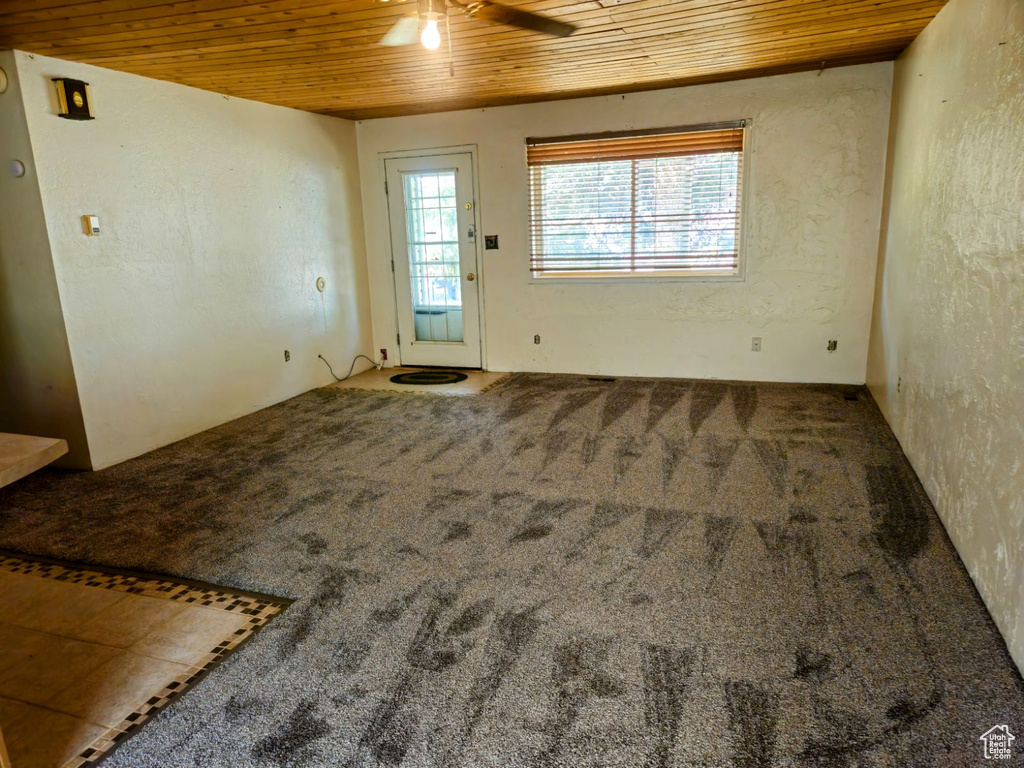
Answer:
top-left (0, 0), bottom-right (946, 119)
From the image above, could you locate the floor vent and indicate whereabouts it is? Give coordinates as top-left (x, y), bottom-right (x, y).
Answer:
top-left (587, 377), bottom-right (617, 383)
top-left (844, 394), bottom-right (859, 401)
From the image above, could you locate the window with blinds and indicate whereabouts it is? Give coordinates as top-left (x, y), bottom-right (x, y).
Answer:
top-left (527, 121), bottom-right (747, 278)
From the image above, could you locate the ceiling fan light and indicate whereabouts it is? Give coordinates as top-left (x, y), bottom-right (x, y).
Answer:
top-left (421, 17), bottom-right (442, 49)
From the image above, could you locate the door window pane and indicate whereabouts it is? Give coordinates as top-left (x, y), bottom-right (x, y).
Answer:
top-left (403, 170), bottom-right (464, 342)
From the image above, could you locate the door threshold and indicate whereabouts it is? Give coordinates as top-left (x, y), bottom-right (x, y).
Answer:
top-left (399, 364), bottom-right (482, 371)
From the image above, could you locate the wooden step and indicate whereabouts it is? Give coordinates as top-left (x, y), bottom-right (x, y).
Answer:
top-left (0, 433), bottom-right (69, 489)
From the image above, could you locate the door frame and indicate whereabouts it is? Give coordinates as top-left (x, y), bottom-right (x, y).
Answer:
top-left (378, 145), bottom-right (488, 370)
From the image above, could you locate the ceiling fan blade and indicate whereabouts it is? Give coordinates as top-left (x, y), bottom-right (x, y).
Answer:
top-left (380, 14), bottom-right (420, 46)
top-left (467, 1), bottom-right (576, 37)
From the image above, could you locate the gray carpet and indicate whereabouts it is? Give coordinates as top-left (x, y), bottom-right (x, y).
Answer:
top-left (0, 373), bottom-right (1020, 767)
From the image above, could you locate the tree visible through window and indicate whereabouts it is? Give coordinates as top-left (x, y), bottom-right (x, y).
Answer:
top-left (527, 122), bottom-right (746, 277)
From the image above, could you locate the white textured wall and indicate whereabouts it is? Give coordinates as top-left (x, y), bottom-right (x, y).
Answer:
top-left (357, 63), bottom-right (892, 383)
top-left (0, 51), bottom-right (90, 468)
top-left (13, 51), bottom-right (372, 469)
top-left (867, 0), bottom-right (1024, 672)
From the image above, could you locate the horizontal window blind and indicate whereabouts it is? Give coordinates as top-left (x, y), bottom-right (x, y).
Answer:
top-left (527, 122), bottom-right (746, 276)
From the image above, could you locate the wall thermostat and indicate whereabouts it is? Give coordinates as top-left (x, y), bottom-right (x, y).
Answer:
top-left (82, 215), bottom-right (100, 235)
top-left (315, 276), bottom-right (326, 292)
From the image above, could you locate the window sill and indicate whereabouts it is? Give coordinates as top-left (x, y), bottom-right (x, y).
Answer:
top-left (529, 270), bottom-right (744, 285)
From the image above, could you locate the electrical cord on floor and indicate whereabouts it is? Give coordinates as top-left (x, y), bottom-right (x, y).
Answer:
top-left (319, 354), bottom-right (383, 382)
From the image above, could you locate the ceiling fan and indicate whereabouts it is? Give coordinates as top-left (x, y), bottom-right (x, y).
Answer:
top-left (379, 0), bottom-right (576, 51)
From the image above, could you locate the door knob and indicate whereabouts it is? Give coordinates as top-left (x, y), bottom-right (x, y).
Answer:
top-left (466, 273), bottom-right (476, 281)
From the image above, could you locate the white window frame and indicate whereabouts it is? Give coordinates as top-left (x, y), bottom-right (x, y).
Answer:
top-left (527, 121), bottom-right (752, 284)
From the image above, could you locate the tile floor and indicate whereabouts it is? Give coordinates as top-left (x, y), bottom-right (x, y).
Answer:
top-left (328, 367), bottom-right (511, 396)
top-left (0, 555), bottom-right (288, 768)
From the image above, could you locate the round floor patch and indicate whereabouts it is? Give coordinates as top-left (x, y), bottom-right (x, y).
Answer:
top-left (389, 370), bottom-right (469, 386)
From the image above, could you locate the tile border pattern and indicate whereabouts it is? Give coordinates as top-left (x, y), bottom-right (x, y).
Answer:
top-left (479, 373), bottom-right (514, 393)
top-left (0, 550), bottom-right (292, 768)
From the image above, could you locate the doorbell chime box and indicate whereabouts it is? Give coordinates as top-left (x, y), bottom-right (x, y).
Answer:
top-left (53, 78), bottom-right (94, 120)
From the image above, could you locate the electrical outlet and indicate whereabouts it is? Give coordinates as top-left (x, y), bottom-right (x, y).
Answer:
top-left (380, 348), bottom-right (388, 361)
top-left (897, 376), bottom-right (902, 393)
top-left (534, 334), bottom-right (541, 345)
top-left (827, 339), bottom-right (838, 352)
top-left (284, 350), bottom-right (290, 362)
top-left (751, 337), bottom-right (761, 352)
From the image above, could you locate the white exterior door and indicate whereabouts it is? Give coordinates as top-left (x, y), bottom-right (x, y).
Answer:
top-left (385, 153), bottom-right (482, 368)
